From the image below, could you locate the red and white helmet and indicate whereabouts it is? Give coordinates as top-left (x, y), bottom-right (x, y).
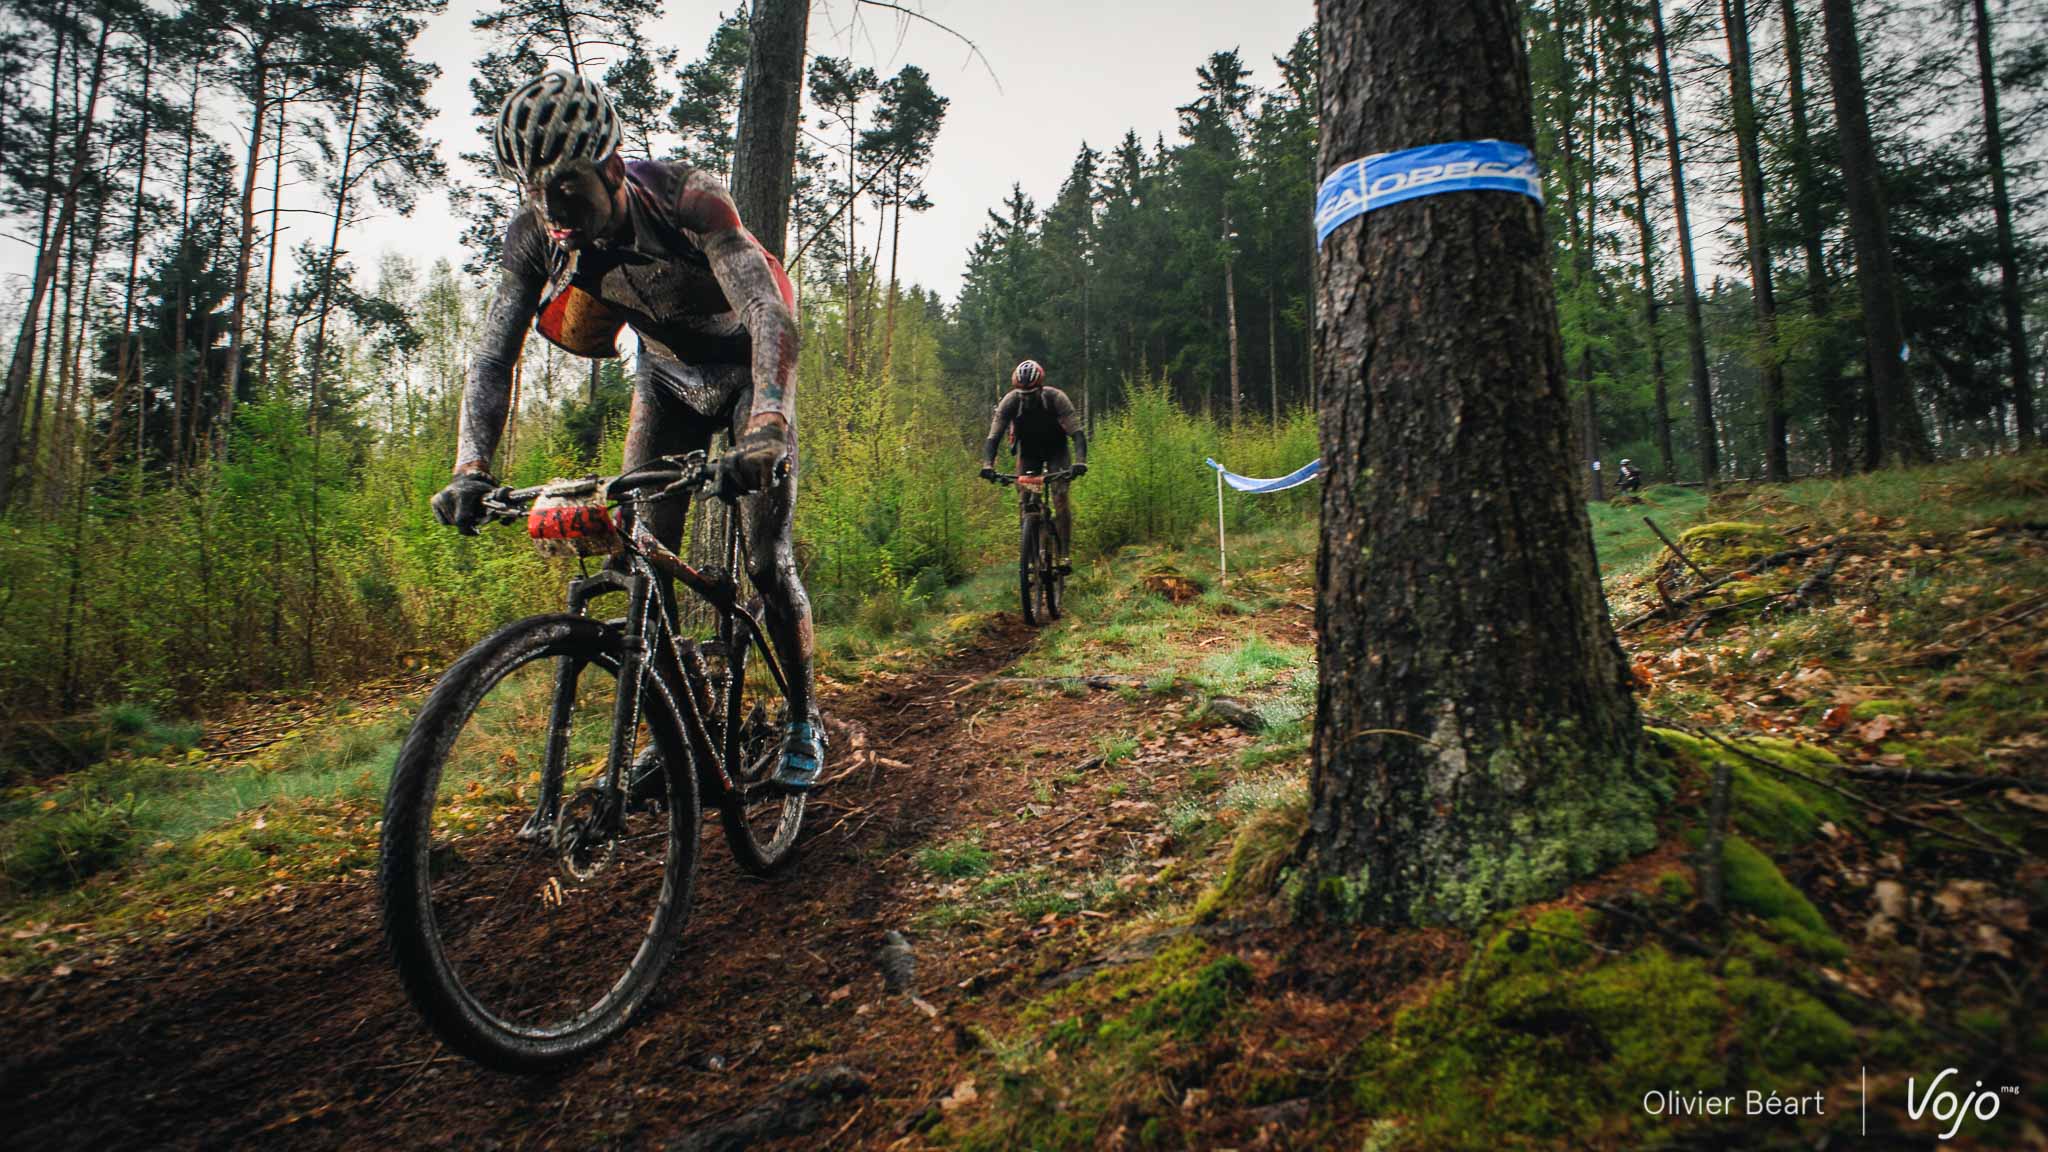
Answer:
top-left (1012, 360), bottom-right (1046, 390)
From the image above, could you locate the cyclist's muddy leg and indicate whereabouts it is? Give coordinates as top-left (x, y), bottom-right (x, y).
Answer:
top-left (623, 356), bottom-right (719, 621)
top-left (739, 419), bottom-right (815, 725)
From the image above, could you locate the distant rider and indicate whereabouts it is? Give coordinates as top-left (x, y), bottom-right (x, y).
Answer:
top-left (980, 360), bottom-right (1087, 573)
top-left (427, 71), bottom-right (824, 789)
top-left (1617, 458), bottom-right (1643, 494)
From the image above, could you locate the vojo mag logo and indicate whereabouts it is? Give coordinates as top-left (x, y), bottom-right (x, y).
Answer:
top-left (1314, 148), bottom-right (1541, 236)
top-left (1906, 1068), bottom-right (2019, 1141)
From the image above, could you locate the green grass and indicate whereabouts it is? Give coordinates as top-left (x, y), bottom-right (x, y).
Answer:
top-left (916, 835), bottom-right (996, 879)
top-left (1585, 484), bottom-right (1713, 574)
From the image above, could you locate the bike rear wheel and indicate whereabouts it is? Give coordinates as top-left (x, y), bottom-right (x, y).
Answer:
top-left (380, 613), bottom-right (700, 1071)
top-left (713, 599), bottom-right (807, 874)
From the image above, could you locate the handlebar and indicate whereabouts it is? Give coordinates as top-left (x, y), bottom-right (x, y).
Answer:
top-left (480, 451), bottom-right (718, 521)
top-left (987, 469), bottom-right (1076, 486)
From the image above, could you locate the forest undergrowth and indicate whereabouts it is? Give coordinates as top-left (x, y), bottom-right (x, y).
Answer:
top-left (0, 455), bottom-right (2042, 1151)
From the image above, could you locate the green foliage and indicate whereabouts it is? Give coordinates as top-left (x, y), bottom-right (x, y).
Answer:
top-left (4, 795), bottom-right (148, 894)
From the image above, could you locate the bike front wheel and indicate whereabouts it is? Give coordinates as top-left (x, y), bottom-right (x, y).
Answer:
top-left (1038, 518), bottom-right (1063, 622)
top-left (1020, 515), bottom-right (1042, 626)
top-left (380, 613), bottom-right (700, 1072)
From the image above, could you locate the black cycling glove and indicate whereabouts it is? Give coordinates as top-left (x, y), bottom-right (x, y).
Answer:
top-left (432, 471), bottom-right (500, 536)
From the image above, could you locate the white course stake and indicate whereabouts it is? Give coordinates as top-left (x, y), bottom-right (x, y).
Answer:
top-left (1216, 465), bottom-right (1228, 583)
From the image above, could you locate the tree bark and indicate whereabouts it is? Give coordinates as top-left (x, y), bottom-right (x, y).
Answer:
top-left (1621, 47), bottom-right (1674, 480)
top-left (1305, 0), bottom-right (1649, 928)
top-left (1723, 0), bottom-right (1788, 481)
top-left (1650, 0), bottom-right (1717, 481)
top-left (108, 35), bottom-right (156, 468)
top-left (1780, 0), bottom-right (1852, 474)
top-left (0, 16), bottom-right (110, 509)
top-left (1821, 0), bottom-right (1930, 466)
top-left (729, 0), bottom-right (809, 260)
top-left (1225, 231), bottom-right (1242, 426)
top-left (258, 97), bottom-right (289, 392)
top-left (218, 50), bottom-right (273, 456)
top-left (1971, 0), bottom-right (2032, 446)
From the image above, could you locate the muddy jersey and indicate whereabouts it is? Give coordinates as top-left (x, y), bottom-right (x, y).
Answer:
top-left (984, 387), bottom-right (1085, 467)
top-left (455, 160), bottom-right (798, 472)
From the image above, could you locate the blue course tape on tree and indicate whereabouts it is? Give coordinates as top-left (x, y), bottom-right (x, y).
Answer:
top-left (1314, 140), bottom-right (1544, 247)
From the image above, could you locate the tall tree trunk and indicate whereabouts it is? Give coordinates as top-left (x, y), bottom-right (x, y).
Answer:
top-left (1821, 0), bottom-right (1930, 466)
top-left (1650, 0), bottom-right (1718, 481)
top-left (1268, 265), bottom-right (1281, 426)
top-left (1781, 0), bottom-right (1851, 474)
top-left (1224, 231), bottom-right (1242, 426)
top-left (1971, 0), bottom-right (2032, 446)
top-left (258, 97), bottom-right (289, 391)
top-left (1723, 0), bottom-right (1788, 481)
top-left (1305, 0), bottom-right (1648, 927)
top-left (880, 179), bottom-right (904, 382)
top-left (54, 148), bottom-right (113, 512)
top-left (1621, 49), bottom-right (1674, 480)
top-left (107, 35), bottom-right (155, 467)
top-left (217, 50), bottom-right (271, 456)
top-left (0, 16), bottom-right (110, 509)
top-left (730, 0), bottom-right (809, 260)
top-left (1554, 2), bottom-right (1599, 498)
top-left (171, 62), bottom-right (200, 481)
top-left (301, 67), bottom-right (370, 680)
top-left (60, 361), bottom-right (97, 708)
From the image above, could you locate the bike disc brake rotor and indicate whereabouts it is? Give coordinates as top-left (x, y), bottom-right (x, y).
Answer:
top-left (552, 787), bottom-right (619, 881)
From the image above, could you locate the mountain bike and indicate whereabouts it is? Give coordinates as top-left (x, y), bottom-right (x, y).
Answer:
top-left (379, 450), bottom-right (807, 1071)
top-left (989, 468), bottom-right (1073, 626)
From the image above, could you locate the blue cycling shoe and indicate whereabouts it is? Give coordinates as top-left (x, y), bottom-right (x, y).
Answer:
top-left (772, 716), bottom-right (827, 790)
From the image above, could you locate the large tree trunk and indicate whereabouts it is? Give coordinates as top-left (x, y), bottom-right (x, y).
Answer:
top-left (1723, 0), bottom-right (1788, 481)
top-left (1304, 0), bottom-right (1649, 928)
top-left (1972, 0), bottom-right (2031, 446)
top-left (218, 52), bottom-right (272, 457)
top-left (729, 0), bottom-right (809, 260)
top-left (1650, 0), bottom-right (1717, 482)
top-left (1821, 0), bottom-right (1930, 466)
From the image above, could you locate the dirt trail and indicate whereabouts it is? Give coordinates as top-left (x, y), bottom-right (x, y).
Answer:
top-left (0, 615), bottom-right (1076, 1150)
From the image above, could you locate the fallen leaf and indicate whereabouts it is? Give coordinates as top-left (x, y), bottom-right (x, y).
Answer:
top-left (1974, 924), bottom-right (2014, 959)
top-left (940, 1079), bottom-right (979, 1112)
top-left (1821, 704), bottom-right (1855, 731)
top-left (2001, 790), bottom-right (2048, 815)
top-left (1857, 715), bottom-right (1898, 744)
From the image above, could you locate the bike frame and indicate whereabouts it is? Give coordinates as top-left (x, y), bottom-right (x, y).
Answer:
top-left (511, 456), bottom-right (791, 840)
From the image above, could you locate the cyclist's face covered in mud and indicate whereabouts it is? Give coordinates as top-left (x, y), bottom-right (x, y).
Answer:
top-left (529, 160), bottom-right (622, 250)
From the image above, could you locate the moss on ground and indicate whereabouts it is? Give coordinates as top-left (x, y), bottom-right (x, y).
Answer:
top-left (1350, 910), bottom-right (1857, 1150)
top-left (1649, 728), bottom-right (1854, 845)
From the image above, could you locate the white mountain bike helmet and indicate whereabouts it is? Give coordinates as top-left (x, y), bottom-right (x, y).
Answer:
top-left (493, 71), bottom-right (622, 182)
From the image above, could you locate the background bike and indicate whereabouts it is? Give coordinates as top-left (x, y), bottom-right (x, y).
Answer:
top-left (379, 451), bottom-right (805, 1071)
top-left (990, 469), bottom-right (1072, 626)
